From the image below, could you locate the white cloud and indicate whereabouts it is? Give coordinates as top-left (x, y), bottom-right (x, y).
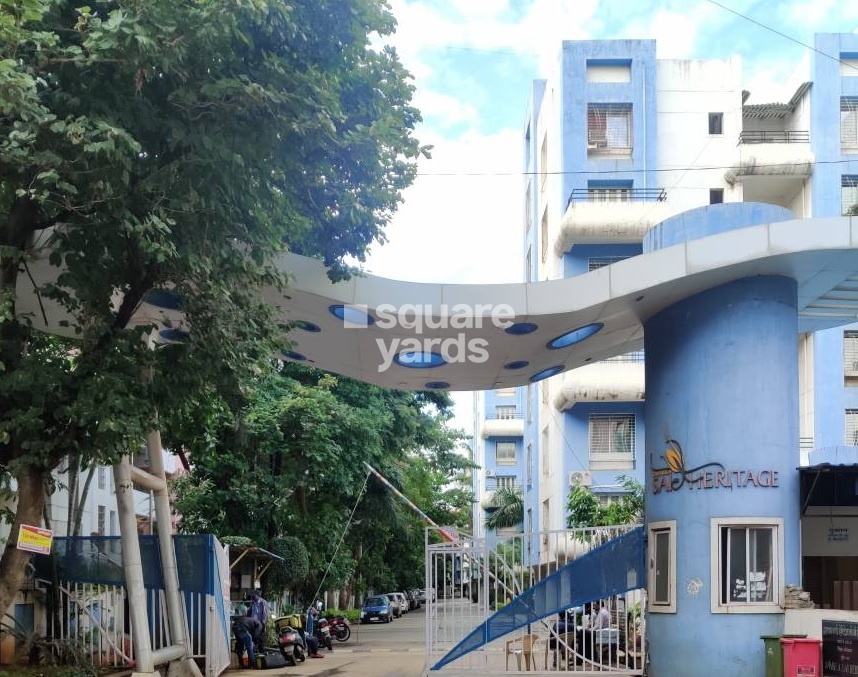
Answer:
top-left (365, 128), bottom-right (522, 284)
top-left (413, 90), bottom-right (480, 129)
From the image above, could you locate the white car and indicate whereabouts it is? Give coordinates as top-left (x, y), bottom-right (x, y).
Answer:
top-left (386, 592), bottom-right (408, 616)
top-left (419, 588), bottom-right (436, 603)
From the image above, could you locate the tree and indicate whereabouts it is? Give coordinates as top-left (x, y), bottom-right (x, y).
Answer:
top-left (170, 364), bottom-right (464, 603)
top-left (1, 0), bottom-right (425, 619)
top-left (484, 487), bottom-right (524, 531)
top-left (565, 475), bottom-right (644, 529)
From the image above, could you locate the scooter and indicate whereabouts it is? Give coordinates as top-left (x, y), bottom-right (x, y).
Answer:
top-left (277, 625), bottom-right (306, 666)
top-left (328, 615), bottom-right (351, 642)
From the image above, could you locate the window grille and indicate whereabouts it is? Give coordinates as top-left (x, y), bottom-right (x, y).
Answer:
top-left (496, 475), bottom-right (516, 490)
top-left (97, 505), bottom-right (106, 535)
top-left (843, 176), bottom-right (858, 216)
top-left (588, 104), bottom-right (632, 152)
top-left (98, 466), bottom-right (106, 490)
top-left (708, 112), bottom-right (724, 135)
top-left (589, 256), bottom-right (630, 271)
top-left (844, 331), bottom-right (858, 374)
top-left (540, 210), bottom-right (549, 263)
top-left (846, 409), bottom-right (858, 446)
top-left (587, 187), bottom-right (631, 202)
top-left (495, 405), bottom-right (517, 419)
top-left (842, 97), bottom-right (858, 150)
top-left (589, 414), bottom-right (635, 455)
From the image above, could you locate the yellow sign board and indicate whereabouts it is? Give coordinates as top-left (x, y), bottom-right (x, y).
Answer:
top-left (17, 524), bottom-right (53, 555)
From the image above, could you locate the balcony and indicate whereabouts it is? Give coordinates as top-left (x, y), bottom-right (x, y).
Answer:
top-left (556, 188), bottom-right (670, 252)
top-left (482, 413), bottom-right (524, 438)
top-left (554, 357), bottom-right (645, 411)
top-left (731, 130), bottom-right (814, 178)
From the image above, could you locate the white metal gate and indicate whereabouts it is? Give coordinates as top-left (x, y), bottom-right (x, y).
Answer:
top-left (424, 526), bottom-right (646, 675)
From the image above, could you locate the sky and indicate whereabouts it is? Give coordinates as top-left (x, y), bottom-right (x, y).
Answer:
top-left (358, 0), bottom-right (858, 434)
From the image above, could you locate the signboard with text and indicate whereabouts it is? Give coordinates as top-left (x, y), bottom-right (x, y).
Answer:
top-left (16, 524), bottom-right (53, 555)
top-left (823, 620), bottom-right (858, 677)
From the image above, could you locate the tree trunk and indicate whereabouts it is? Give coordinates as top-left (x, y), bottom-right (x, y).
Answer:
top-left (0, 466), bottom-right (47, 621)
top-left (71, 465), bottom-right (96, 537)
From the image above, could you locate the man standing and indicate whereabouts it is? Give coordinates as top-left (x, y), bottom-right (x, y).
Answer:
top-left (246, 590), bottom-right (269, 653)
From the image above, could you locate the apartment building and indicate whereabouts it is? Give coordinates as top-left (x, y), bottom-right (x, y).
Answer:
top-left (474, 33), bottom-right (858, 552)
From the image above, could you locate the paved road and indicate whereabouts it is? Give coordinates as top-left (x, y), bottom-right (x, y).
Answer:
top-left (230, 607), bottom-right (427, 677)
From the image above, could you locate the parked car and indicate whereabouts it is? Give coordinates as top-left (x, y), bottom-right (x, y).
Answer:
top-left (419, 588), bottom-right (436, 603)
top-left (386, 592), bottom-right (407, 616)
top-left (407, 589), bottom-right (420, 609)
top-left (360, 595), bottom-right (394, 624)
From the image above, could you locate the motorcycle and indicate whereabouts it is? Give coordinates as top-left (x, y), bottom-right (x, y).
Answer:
top-left (328, 615), bottom-right (351, 642)
top-left (315, 616), bottom-right (334, 651)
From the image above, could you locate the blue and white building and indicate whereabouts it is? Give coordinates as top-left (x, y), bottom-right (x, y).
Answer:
top-left (473, 33), bottom-right (858, 599)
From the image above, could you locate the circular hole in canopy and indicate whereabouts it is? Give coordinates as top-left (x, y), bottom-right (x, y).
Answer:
top-left (159, 328), bottom-right (190, 343)
top-left (294, 320), bottom-right (321, 333)
top-left (425, 381), bottom-right (450, 390)
top-left (504, 360), bottom-right (530, 370)
top-left (145, 289), bottom-right (182, 311)
top-left (329, 304), bottom-right (375, 327)
top-left (505, 322), bottom-right (538, 335)
top-left (282, 350), bottom-right (307, 361)
top-left (547, 322), bottom-right (604, 349)
top-left (393, 351), bottom-right (446, 369)
top-left (529, 365), bottom-right (564, 382)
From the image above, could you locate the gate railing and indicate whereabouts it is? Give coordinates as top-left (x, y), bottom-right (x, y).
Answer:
top-left (425, 525), bottom-right (646, 674)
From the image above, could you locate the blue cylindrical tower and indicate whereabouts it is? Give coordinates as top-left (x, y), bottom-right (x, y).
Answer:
top-left (643, 204), bottom-right (800, 677)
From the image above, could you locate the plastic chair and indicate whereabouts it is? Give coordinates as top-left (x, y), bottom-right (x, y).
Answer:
top-left (505, 633), bottom-right (541, 671)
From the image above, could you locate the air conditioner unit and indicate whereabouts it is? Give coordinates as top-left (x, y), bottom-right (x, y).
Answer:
top-left (568, 471), bottom-right (592, 486)
top-left (485, 469), bottom-right (496, 477)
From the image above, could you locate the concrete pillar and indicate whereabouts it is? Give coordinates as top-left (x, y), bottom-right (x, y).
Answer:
top-left (644, 275), bottom-right (801, 677)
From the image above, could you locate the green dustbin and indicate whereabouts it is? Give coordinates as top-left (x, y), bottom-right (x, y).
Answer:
top-left (761, 634), bottom-right (806, 677)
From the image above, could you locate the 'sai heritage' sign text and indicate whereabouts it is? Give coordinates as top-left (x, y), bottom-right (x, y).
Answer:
top-left (651, 438), bottom-right (779, 495)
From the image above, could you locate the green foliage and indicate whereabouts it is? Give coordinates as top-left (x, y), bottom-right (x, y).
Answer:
top-left (0, 0), bottom-right (427, 618)
top-left (323, 608), bottom-right (360, 623)
top-left (565, 475), bottom-right (644, 529)
top-left (171, 364), bottom-right (464, 601)
top-left (484, 487), bottom-right (524, 531)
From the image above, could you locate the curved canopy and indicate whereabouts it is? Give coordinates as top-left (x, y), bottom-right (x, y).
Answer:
top-left (18, 216), bottom-right (858, 391)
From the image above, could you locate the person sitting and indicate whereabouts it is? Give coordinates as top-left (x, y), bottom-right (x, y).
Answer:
top-left (232, 616), bottom-right (263, 667)
top-left (593, 601), bottom-right (611, 630)
top-left (549, 608), bottom-right (576, 667)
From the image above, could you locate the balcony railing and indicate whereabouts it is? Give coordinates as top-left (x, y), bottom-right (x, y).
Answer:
top-left (488, 411), bottom-right (523, 420)
top-left (604, 350), bottom-right (645, 363)
top-left (566, 188), bottom-right (666, 209)
top-left (738, 130), bottom-right (809, 144)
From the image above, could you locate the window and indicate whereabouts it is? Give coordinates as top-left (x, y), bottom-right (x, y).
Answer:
top-left (540, 209), bottom-right (549, 263)
top-left (540, 136), bottom-right (548, 190)
top-left (589, 414), bottom-right (635, 455)
top-left (496, 441), bottom-right (516, 465)
top-left (526, 386), bottom-right (533, 422)
top-left (648, 521), bottom-right (676, 613)
top-left (527, 508), bottom-right (533, 535)
top-left (708, 112), bottom-right (723, 135)
top-left (97, 466), bottom-right (106, 490)
top-left (526, 442), bottom-right (533, 485)
top-left (711, 518), bottom-right (782, 612)
top-left (525, 246), bottom-right (532, 282)
top-left (97, 505), bottom-right (106, 536)
top-left (109, 510), bottom-right (117, 536)
top-left (495, 388), bottom-right (516, 397)
top-left (541, 499), bottom-right (550, 544)
top-left (710, 188), bottom-right (724, 205)
top-left (587, 104), bottom-right (632, 153)
top-left (844, 331), bottom-right (858, 380)
top-left (841, 98), bottom-right (858, 150)
top-left (842, 176), bottom-right (858, 216)
top-left (495, 405), bottom-right (517, 419)
top-left (541, 426), bottom-right (549, 477)
top-left (588, 186), bottom-right (631, 202)
top-left (525, 183), bottom-right (532, 233)
top-left (846, 409), bottom-right (858, 446)
top-left (588, 255), bottom-right (629, 271)
top-left (496, 475), bottom-right (516, 490)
